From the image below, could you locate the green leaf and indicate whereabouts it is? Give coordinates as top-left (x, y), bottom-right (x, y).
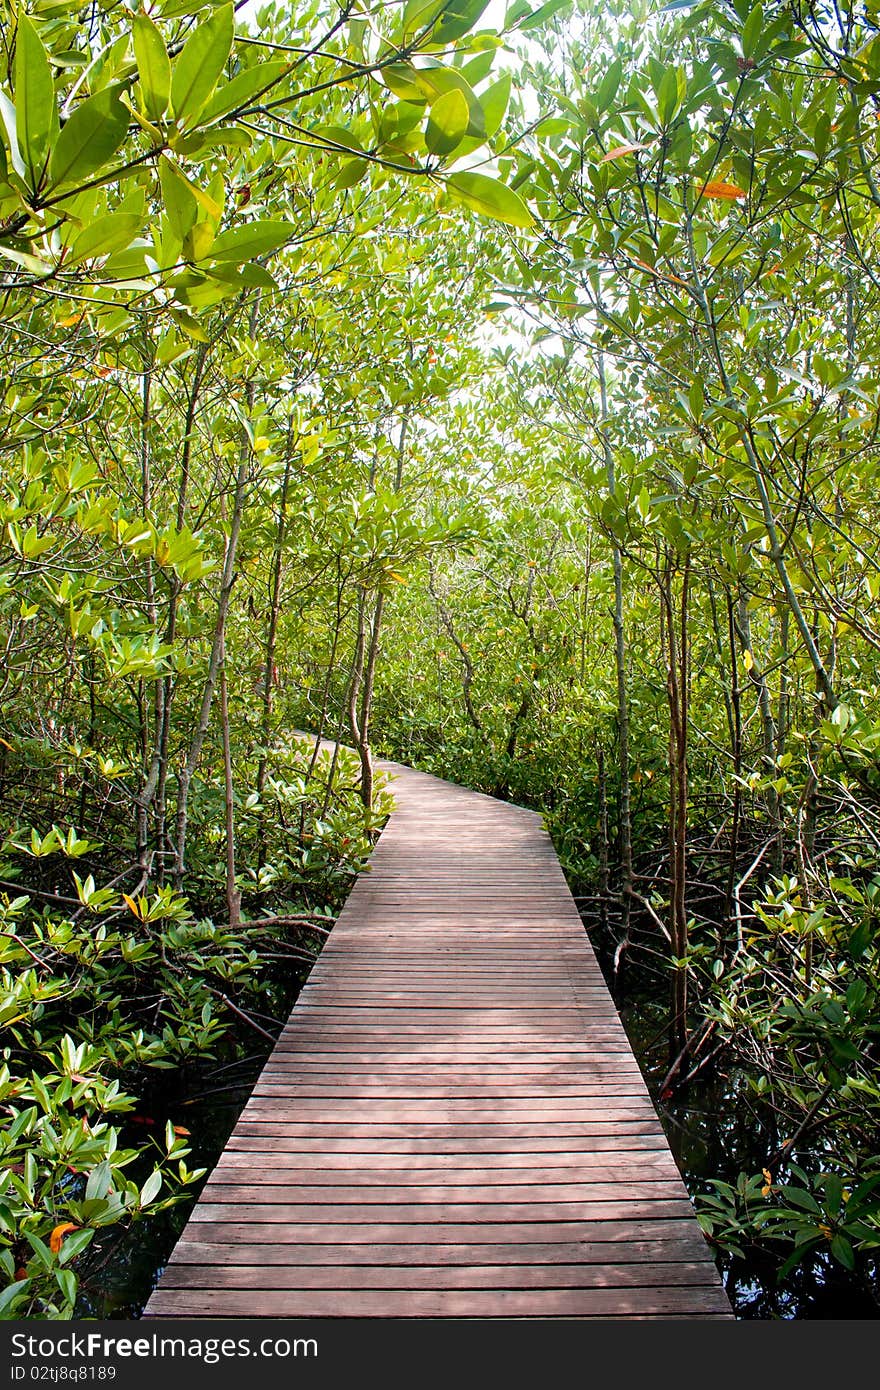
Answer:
top-left (333, 157), bottom-right (368, 189)
top-left (171, 3), bottom-right (234, 128)
top-left (481, 72), bottom-right (511, 138)
top-left (0, 241), bottom-right (51, 274)
top-left (516, 0), bottom-right (571, 30)
top-left (596, 57), bottom-right (622, 113)
top-left (656, 65), bottom-right (682, 125)
top-left (159, 154), bottom-right (198, 239)
top-left (431, 0), bottom-right (493, 43)
top-left (207, 219), bottom-right (296, 264)
top-left (312, 124), bottom-right (366, 155)
top-left (48, 87), bottom-right (130, 190)
top-left (183, 219), bottom-right (215, 261)
top-left (0, 1280), bottom-right (29, 1318)
top-left (425, 88), bottom-right (470, 156)
top-left (57, 1228), bottom-right (94, 1263)
top-left (168, 307), bottom-right (209, 341)
top-left (55, 1267), bottom-right (77, 1306)
top-left (133, 12), bottom-right (172, 123)
top-left (67, 212), bottom-right (142, 265)
top-left (742, 2), bottom-right (764, 61)
top-left (780, 1186), bottom-right (821, 1214)
top-left (380, 64), bottom-right (427, 102)
top-left (15, 14), bottom-right (56, 193)
top-left (446, 170), bottom-right (533, 228)
top-left (160, 155), bottom-right (220, 234)
top-left (402, 0), bottom-right (447, 35)
top-left (237, 262), bottom-right (278, 290)
top-left (140, 1169), bottom-right (162, 1205)
top-left (24, 1231), bottom-right (53, 1268)
top-left (413, 66), bottom-right (485, 139)
top-left (0, 89), bottom-right (25, 179)
top-left (200, 59), bottom-right (289, 125)
top-left (829, 1035), bottom-right (861, 1062)
top-left (830, 1233), bottom-right (855, 1270)
top-left (85, 1159), bottom-right (111, 1203)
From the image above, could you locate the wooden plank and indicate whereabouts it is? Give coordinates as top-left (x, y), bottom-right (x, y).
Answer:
top-left (209, 1155), bottom-right (682, 1177)
top-left (237, 1102), bottom-right (661, 1118)
top-left (224, 1134), bottom-right (672, 1154)
top-left (235, 1119), bottom-right (665, 1137)
top-left (248, 1085), bottom-right (655, 1100)
top-left (145, 754), bottom-right (731, 1321)
top-left (166, 1242), bottom-right (710, 1268)
top-left (169, 1217), bottom-right (710, 1248)
top-left (157, 1262), bottom-right (724, 1291)
top-left (188, 1200), bottom-right (698, 1222)
top-left (197, 1181), bottom-right (689, 1203)
top-left (145, 1287), bottom-right (731, 1318)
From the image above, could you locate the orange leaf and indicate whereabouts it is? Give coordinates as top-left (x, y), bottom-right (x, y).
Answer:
top-left (173, 1125), bottom-right (190, 1136)
top-left (631, 256), bottom-right (686, 286)
top-left (699, 180), bottom-right (747, 200)
top-left (49, 1222), bottom-right (79, 1254)
top-left (600, 142), bottom-right (648, 162)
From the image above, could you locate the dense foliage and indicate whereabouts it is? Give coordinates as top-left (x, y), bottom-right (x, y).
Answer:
top-left (3, 0), bottom-right (880, 1317)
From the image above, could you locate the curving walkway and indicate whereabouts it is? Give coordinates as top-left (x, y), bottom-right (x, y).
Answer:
top-left (144, 758), bottom-right (731, 1318)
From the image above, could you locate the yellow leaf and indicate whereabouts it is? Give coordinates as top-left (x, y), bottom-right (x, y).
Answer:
top-left (122, 893), bottom-right (143, 918)
top-left (699, 180), bottom-right (747, 200)
top-left (743, 649), bottom-right (754, 671)
top-left (50, 1222), bottom-right (79, 1254)
top-left (0, 736), bottom-right (12, 750)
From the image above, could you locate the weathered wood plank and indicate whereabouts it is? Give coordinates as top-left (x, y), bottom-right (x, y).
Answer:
top-left (168, 1217), bottom-right (711, 1248)
top-left (146, 1287), bottom-right (731, 1318)
top-left (165, 1241), bottom-right (709, 1268)
top-left (157, 1262), bottom-right (724, 1291)
top-left (206, 1158), bottom-right (683, 1180)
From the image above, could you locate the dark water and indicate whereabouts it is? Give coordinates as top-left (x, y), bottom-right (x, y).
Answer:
top-left (614, 986), bottom-right (880, 1319)
top-left (74, 1053), bottom-right (265, 1318)
top-left (74, 958), bottom-right (311, 1319)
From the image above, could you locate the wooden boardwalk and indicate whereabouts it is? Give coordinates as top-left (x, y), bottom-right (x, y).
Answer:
top-left (145, 759), bottom-right (731, 1319)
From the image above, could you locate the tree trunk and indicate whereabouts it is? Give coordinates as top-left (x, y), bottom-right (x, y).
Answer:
top-left (173, 439), bottom-right (250, 888)
top-left (220, 635), bottom-right (241, 927)
top-left (155, 340), bottom-right (210, 876)
top-left (257, 437), bottom-right (294, 799)
top-left (663, 552), bottom-right (690, 1057)
top-left (597, 351), bottom-right (633, 922)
